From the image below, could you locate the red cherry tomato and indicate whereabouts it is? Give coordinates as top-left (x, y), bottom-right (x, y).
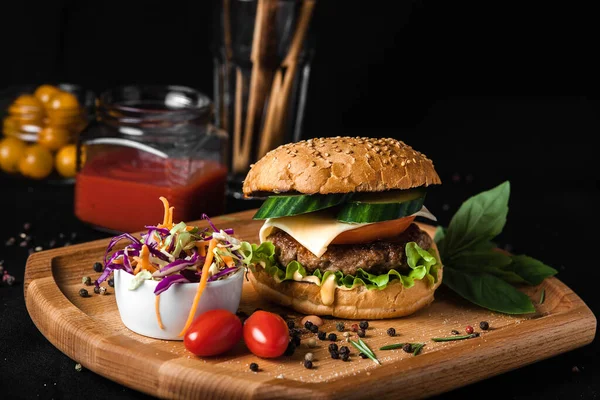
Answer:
top-left (183, 309), bottom-right (242, 357)
top-left (243, 311), bottom-right (289, 358)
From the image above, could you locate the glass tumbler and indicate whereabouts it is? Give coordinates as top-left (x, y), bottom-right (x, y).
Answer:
top-left (213, 0), bottom-right (317, 197)
top-left (74, 85), bottom-right (228, 233)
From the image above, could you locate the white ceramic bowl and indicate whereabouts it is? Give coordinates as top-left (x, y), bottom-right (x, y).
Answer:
top-left (114, 268), bottom-right (244, 340)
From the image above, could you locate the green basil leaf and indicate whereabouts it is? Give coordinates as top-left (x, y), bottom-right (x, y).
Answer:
top-left (445, 249), bottom-right (528, 283)
top-left (443, 181), bottom-right (510, 258)
top-left (442, 267), bottom-right (535, 314)
top-left (507, 255), bottom-right (558, 285)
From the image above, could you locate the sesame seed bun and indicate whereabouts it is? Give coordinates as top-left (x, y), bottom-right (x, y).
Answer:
top-left (242, 136), bottom-right (441, 197)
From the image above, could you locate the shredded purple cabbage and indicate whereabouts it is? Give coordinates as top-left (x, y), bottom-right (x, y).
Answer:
top-left (152, 253), bottom-right (201, 278)
top-left (144, 225), bottom-right (170, 235)
top-left (154, 274), bottom-right (190, 295)
top-left (104, 233), bottom-right (141, 264)
top-left (180, 268), bottom-right (200, 282)
top-left (208, 267), bottom-right (239, 282)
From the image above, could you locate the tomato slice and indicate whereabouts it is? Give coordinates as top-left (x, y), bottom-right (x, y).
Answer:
top-left (183, 309), bottom-right (242, 357)
top-left (243, 311), bottom-right (289, 358)
top-left (331, 216), bottom-right (416, 244)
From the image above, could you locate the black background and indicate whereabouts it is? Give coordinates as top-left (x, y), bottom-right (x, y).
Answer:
top-left (1, 1), bottom-right (598, 399)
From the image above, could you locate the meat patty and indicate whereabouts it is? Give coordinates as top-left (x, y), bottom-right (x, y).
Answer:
top-left (267, 223), bottom-right (432, 276)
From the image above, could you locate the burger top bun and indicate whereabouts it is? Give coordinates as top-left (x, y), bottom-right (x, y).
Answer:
top-left (243, 136), bottom-right (441, 197)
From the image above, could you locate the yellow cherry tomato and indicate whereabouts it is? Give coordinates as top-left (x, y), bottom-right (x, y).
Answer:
top-left (47, 91), bottom-right (80, 111)
top-left (34, 85), bottom-right (61, 105)
top-left (18, 144), bottom-right (54, 179)
top-left (37, 126), bottom-right (71, 151)
top-left (55, 144), bottom-right (79, 178)
top-left (2, 116), bottom-right (20, 137)
top-left (0, 137), bottom-right (27, 173)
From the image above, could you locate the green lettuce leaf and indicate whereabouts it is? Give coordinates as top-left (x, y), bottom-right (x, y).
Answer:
top-left (241, 240), bottom-right (440, 290)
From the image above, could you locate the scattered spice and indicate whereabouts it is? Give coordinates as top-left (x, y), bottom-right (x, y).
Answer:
top-left (327, 333), bottom-right (337, 341)
top-left (349, 338), bottom-right (380, 365)
top-left (465, 325), bottom-right (474, 334)
top-left (359, 352), bottom-right (368, 359)
top-left (341, 353), bottom-right (350, 362)
top-left (301, 315), bottom-right (323, 327)
top-left (479, 321), bottom-right (489, 331)
top-left (304, 321), bottom-right (314, 330)
top-left (357, 329), bottom-right (366, 338)
top-left (539, 289), bottom-right (546, 305)
top-left (5, 237), bottom-right (15, 246)
top-left (82, 276), bottom-right (92, 286)
top-left (359, 321), bottom-right (369, 330)
top-left (309, 324), bottom-right (319, 334)
top-left (412, 343), bottom-right (425, 356)
top-left (431, 334), bottom-right (479, 342)
top-left (306, 338), bottom-right (317, 348)
top-left (304, 352), bottom-right (314, 362)
top-left (108, 278), bottom-right (114, 287)
top-left (93, 262), bottom-right (103, 273)
top-left (303, 359), bottom-right (313, 369)
top-left (249, 362), bottom-right (259, 372)
top-left (34, 246), bottom-right (42, 252)
top-left (74, 363), bottom-right (82, 372)
top-left (94, 286), bottom-right (100, 294)
top-left (402, 343), bottom-right (412, 353)
top-left (19, 241), bottom-right (27, 247)
top-left (572, 366), bottom-right (580, 373)
top-left (292, 335), bottom-right (301, 347)
top-left (351, 323), bottom-right (359, 332)
top-left (339, 346), bottom-right (349, 355)
top-left (387, 328), bottom-right (396, 337)
top-left (343, 332), bottom-right (350, 339)
top-left (284, 341), bottom-right (296, 356)
top-left (328, 343), bottom-right (338, 353)
top-left (79, 288), bottom-right (89, 297)
top-left (336, 322), bottom-right (345, 332)
top-left (99, 286), bottom-right (107, 295)
top-left (451, 330), bottom-right (460, 335)
top-left (318, 331), bottom-right (327, 340)
top-left (287, 320), bottom-right (295, 329)
top-left (331, 351), bottom-right (340, 359)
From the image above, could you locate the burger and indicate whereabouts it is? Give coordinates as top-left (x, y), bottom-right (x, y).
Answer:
top-left (242, 136), bottom-right (443, 319)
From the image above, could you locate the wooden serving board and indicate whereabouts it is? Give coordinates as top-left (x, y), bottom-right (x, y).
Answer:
top-left (24, 210), bottom-right (596, 400)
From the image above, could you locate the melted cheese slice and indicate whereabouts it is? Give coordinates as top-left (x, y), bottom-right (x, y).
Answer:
top-left (259, 207), bottom-right (437, 258)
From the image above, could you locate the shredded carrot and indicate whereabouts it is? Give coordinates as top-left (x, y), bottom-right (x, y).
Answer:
top-left (178, 239), bottom-right (217, 336)
top-left (185, 226), bottom-right (195, 231)
top-left (155, 295), bottom-right (165, 330)
top-left (112, 258), bottom-right (123, 265)
top-left (167, 206), bottom-right (174, 228)
top-left (132, 244), bottom-right (157, 274)
top-left (195, 241), bottom-right (208, 257)
top-left (221, 255), bottom-right (235, 268)
top-left (157, 197), bottom-right (170, 228)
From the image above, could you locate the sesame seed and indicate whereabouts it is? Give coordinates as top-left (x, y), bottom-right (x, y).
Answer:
top-left (401, 161), bottom-right (406, 166)
top-left (324, 153), bottom-right (330, 157)
top-left (365, 154), bottom-right (371, 159)
top-left (287, 163), bottom-right (291, 169)
top-left (345, 150), bottom-right (353, 154)
top-left (310, 161), bottom-right (316, 167)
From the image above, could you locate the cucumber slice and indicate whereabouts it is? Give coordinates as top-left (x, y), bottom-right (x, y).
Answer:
top-left (253, 193), bottom-right (353, 220)
top-left (336, 190), bottom-right (426, 223)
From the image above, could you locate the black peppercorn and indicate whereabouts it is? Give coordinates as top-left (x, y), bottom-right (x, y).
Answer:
top-left (336, 322), bottom-right (345, 332)
top-left (339, 346), bottom-right (349, 355)
top-left (304, 321), bottom-right (314, 330)
top-left (318, 331), bottom-right (327, 341)
top-left (357, 329), bottom-right (366, 338)
top-left (284, 341), bottom-right (296, 356)
top-left (327, 333), bottom-right (337, 341)
top-left (303, 359), bottom-right (313, 369)
top-left (359, 321), bottom-right (369, 330)
top-left (472, 332), bottom-right (481, 337)
top-left (94, 286), bottom-right (100, 294)
top-left (328, 343), bottom-right (338, 353)
top-left (479, 321), bottom-right (489, 331)
top-left (309, 324), bottom-right (319, 333)
top-left (249, 363), bottom-right (259, 372)
top-left (387, 328), bottom-right (396, 337)
top-left (93, 262), bottom-right (103, 273)
top-left (402, 343), bottom-right (412, 353)
top-left (451, 330), bottom-right (460, 335)
top-left (287, 320), bottom-right (295, 329)
top-left (359, 352), bottom-right (368, 359)
top-left (341, 353), bottom-right (349, 362)
top-left (331, 351), bottom-right (340, 359)
top-left (79, 288), bottom-right (89, 297)
top-left (108, 278), bottom-right (114, 287)
top-left (292, 335), bottom-right (301, 347)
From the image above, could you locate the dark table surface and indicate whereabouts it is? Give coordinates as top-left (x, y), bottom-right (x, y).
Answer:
top-left (1, 98), bottom-right (599, 399)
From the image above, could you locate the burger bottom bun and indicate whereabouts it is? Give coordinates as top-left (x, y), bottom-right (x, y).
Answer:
top-left (248, 245), bottom-right (443, 320)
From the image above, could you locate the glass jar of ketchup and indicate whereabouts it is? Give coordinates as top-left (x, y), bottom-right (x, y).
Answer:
top-left (74, 85), bottom-right (228, 233)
